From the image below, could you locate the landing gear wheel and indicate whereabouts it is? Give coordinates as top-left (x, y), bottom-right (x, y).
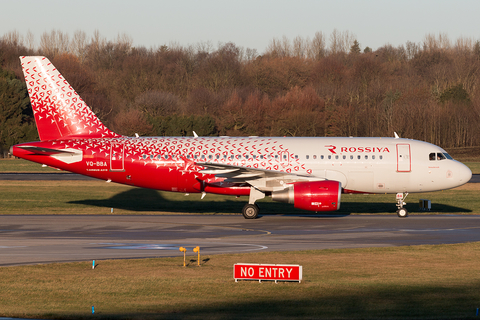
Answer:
top-left (242, 204), bottom-right (259, 219)
top-left (397, 207), bottom-right (408, 218)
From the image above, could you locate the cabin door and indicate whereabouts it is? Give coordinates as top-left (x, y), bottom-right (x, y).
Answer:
top-left (110, 143), bottom-right (125, 171)
top-left (396, 144), bottom-right (411, 172)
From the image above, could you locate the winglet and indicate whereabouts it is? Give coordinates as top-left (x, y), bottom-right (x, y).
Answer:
top-left (20, 56), bottom-right (120, 141)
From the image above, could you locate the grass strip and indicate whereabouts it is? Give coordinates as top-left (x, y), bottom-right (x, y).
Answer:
top-left (0, 243), bottom-right (479, 319)
top-left (0, 180), bottom-right (479, 215)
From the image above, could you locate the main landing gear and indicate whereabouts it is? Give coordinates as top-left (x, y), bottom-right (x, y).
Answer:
top-left (396, 192), bottom-right (409, 218)
top-left (242, 203), bottom-right (259, 219)
top-left (242, 187), bottom-right (265, 219)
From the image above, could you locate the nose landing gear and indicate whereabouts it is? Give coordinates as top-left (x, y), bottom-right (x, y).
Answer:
top-left (396, 192), bottom-right (409, 217)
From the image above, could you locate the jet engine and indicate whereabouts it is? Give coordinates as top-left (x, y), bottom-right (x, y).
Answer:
top-left (271, 180), bottom-right (341, 211)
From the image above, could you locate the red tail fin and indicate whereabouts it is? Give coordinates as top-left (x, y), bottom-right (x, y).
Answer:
top-left (20, 56), bottom-right (120, 141)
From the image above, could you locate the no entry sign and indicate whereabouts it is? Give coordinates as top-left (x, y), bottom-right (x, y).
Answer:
top-left (234, 263), bottom-right (302, 283)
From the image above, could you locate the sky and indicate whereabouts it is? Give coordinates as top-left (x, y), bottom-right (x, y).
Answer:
top-left (2, 0), bottom-right (480, 54)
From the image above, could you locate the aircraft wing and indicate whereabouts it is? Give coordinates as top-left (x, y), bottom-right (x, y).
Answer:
top-left (197, 162), bottom-right (320, 192)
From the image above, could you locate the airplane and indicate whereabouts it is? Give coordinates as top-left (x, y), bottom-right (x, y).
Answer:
top-left (11, 56), bottom-right (472, 219)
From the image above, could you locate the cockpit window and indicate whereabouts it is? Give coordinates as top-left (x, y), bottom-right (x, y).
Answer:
top-left (429, 152), bottom-right (448, 161)
top-left (444, 153), bottom-right (453, 160)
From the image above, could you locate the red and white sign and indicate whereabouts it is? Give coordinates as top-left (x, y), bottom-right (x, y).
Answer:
top-left (234, 263), bottom-right (302, 283)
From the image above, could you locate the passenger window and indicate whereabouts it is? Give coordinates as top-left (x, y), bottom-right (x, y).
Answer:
top-left (313, 155), bottom-right (317, 159)
top-left (335, 155), bottom-right (339, 160)
top-left (343, 155), bottom-right (346, 160)
top-left (306, 155), bottom-right (309, 160)
top-left (380, 155), bottom-right (383, 160)
top-left (328, 155), bottom-right (331, 160)
top-left (357, 155), bottom-right (361, 160)
top-left (365, 155), bottom-right (368, 160)
top-left (372, 155), bottom-right (375, 160)
top-left (350, 155), bottom-right (353, 160)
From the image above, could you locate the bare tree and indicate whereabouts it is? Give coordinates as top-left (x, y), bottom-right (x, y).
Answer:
top-left (455, 36), bottom-right (474, 53)
top-left (40, 29), bottom-right (70, 58)
top-left (423, 33), bottom-right (450, 52)
top-left (329, 29), bottom-right (356, 55)
top-left (2, 30), bottom-right (23, 47)
top-left (71, 30), bottom-right (88, 62)
top-left (25, 30), bottom-right (35, 51)
top-left (281, 35), bottom-right (292, 57)
top-left (342, 30), bottom-right (357, 53)
top-left (329, 29), bottom-right (342, 55)
top-left (292, 36), bottom-right (306, 58)
top-left (266, 37), bottom-right (282, 57)
top-left (308, 31), bottom-right (326, 59)
top-left (405, 41), bottom-right (420, 60)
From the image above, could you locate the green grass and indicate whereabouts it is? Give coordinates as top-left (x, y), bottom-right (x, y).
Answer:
top-left (0, 158), bottom-right (59, 172)
top-left (1, 243), bottom-right (480, 319)
top-left (1, 158), bottom-right (480, 319)
top-left (0, 180), bottom-right (478, 215)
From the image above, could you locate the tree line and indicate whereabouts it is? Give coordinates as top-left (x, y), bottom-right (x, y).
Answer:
top-left (1, 30), bottom-right (480, 156)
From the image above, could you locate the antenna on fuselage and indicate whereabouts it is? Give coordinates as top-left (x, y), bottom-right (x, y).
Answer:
top-left (394, 132), bottom-right (400, 139)
top-left (193, 131), bottom-right (198, 138)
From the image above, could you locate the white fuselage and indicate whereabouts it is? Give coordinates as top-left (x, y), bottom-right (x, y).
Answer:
top-left (263, 136), bottom-right (471, 193)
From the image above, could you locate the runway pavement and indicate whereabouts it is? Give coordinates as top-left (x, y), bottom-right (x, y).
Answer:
top-left (1, 214), bottom-right (480, 266)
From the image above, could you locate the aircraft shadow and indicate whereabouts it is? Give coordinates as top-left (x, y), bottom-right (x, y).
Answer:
top-left (69, 187), bottom-right (471, 215)
top-left (57, 281), bottom-right (479, 319)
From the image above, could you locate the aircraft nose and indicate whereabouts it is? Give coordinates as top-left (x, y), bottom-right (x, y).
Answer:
top-left (457, 162), bottom-right (472, 185)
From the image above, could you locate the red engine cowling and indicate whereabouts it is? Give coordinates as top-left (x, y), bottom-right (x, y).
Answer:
top-left (272, 180), bottom-right (341, 211)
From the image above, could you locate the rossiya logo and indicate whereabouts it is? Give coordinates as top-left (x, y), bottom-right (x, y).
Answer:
top-left (325, 145), bottom-right (390, 153)
top-left (325, 145), bottom-right (337, 154)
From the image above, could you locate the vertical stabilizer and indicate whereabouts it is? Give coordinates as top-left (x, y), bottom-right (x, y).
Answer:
top-left (20, 56), bottom-right (120, 141)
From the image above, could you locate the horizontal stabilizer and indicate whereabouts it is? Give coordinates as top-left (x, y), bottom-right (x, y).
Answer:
top-left (16, 146), bottom-right (78, 155)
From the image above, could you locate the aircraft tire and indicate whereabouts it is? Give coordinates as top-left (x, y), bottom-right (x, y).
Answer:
top-left (397, 207), bottom-right (408, 218)
top-left (243, 204), bottom-right (259, 219)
